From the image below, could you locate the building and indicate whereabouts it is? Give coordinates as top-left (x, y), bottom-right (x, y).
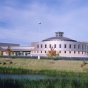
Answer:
top-left (0, 43), bottom-right (34, 56)
top-left (30, 32), bottom-right (88, 57)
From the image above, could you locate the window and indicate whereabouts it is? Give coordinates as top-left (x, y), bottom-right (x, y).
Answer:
top-left (69, 44), bottom-right (71, 48)
top-left (54, 44), bottom-right (56, 48)
top-left (74, 44), bottom-right (76, 48)
top-left (82, 45), bottom-right (83, 49)
top-left (74, 51), bottom-right (76, 54)
top-left (69, 51), bottom-right (71, 53)
top-left (85, 45), bottom-right (86, 49)
top-left (64, 44), bottom-right (66, 48)
top-left (41, 51), bottom-right (42, 53)
top-left (78, 51), bottom-right (80, 54)
top-left (49, 44), bottom-right (51, 48)
top-left (59, 44), bottom-right (61, 48)
top-left (59, 34), bottom-right (62, 37)
top-left (78, 45), bottom-right (80, 49)
top-left (45, 51), bottom-right (46, 53)
top-left (45, 44), bottom-right (47, 48)
top-left (64, 51), bottom-right (66, 53)
top-left (37, 44), bottom-right (39, 48)
top-left (59, 51), bottom-right (61, 53)
top-left (82, 51), bottom-right (83, 54)
top-left (41, 44), bottom-right (42, 48)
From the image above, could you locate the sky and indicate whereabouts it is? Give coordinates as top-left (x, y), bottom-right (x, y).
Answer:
top-left (0, 0), bottom-right (88, 46)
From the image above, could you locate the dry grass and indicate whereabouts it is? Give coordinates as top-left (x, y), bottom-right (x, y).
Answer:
top-left (0, 58), bottom-right (87, 72)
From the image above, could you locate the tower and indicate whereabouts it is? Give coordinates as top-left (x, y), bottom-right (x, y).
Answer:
top-left (55, 32), bottom-right (64, 37)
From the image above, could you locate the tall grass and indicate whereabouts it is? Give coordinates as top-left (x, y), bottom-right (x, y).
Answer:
top-left (0, 77), bottom-right (88, 88)
top-left (0, 67), bottom-right (88, 77)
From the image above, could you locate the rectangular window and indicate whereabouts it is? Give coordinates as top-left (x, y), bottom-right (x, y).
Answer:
top-left (78, 45), bottom-right (80, 49)
top-left (64, 44), bottom-right (66, 48)
top-left (45, 44), bottom-right (47, 48)
top-left (78, 51), bottom-right (80, 54)
top-left (59, 44), bottom-right (61, 48)
top-left (85, 45), bottom-right (86, 50)
top-left (49, 44), bottom-right (51, 48)
top-left (54, 44), bottom-right (56, 48)
top-left (41, 51), bottom-right (42, 53)
top-left (82, 45), bottom-right (83, 49)
top-left (69, 51), bottom-right (71, 53)
top-left (82, 51), bottom-right (83, 54)
top-left (45, 51), bottom-right (46, 53)
top-left (64, 51), bottom-right (66, 53)
top-left (41, 44), bottom-right (42, 48)
top-left (69, 44), bottom-right (71, 48)
top-left (37, 45), bottom-right (39, 48)
top-left (59, 51), bottom-right (61, 53)
top-left (74, 51), bottom-right (76, 54)
top-left (74, 44), bottom-right (76, 48)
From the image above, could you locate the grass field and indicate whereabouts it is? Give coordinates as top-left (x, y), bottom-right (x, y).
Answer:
top-left (0, 58), bottom-right (88, 72)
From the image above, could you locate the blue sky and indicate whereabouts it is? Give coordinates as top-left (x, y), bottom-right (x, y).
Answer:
top-left (0, 0), bottom-right (88, 46)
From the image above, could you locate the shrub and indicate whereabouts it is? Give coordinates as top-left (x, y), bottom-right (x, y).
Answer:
top-left (3, 62), bottom-right (6, 65)
top-left (83, 60), bottom-right (87, 65)
top-left (81, 64), bottom-right (84, 67)
top-left (10, 61), bottom-right (13, 64)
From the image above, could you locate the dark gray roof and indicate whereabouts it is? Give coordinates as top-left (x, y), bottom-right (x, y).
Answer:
top-left (42, 36), bottom-right (77, 42)
top-left (0, 42), bottom-right (20, 46)
top-left (0, 47), bottom-right (4, 51)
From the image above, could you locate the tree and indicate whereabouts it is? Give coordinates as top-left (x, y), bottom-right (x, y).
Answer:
top-left (46, 46), bottom-right (59, 58)
top-left (0, 51), bottom-right (3, 56)
top-left (5, 46), bottom-right (11, 56)
top-left (56, 51), bottom-right (59, 57)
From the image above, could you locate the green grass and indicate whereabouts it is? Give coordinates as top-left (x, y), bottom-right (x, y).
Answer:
top-left (0, 77), bottom-right (88, 88)
top-left (0, 58), bottom-right (87, 71)
top-left (0, 58), bottom-right (88, 76)
top-left (0, 67), bottom-right (88, 77)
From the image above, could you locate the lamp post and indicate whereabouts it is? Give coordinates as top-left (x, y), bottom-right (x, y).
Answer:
top-left (38, 22), bottom-right (41, 59)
